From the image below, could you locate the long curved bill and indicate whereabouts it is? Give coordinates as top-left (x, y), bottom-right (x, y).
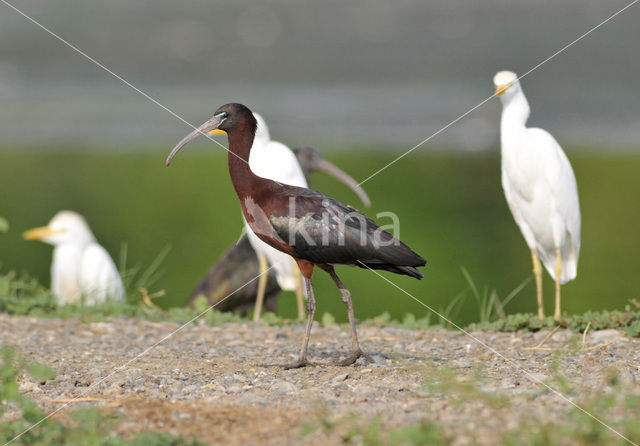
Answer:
top-left (166, 113), bottom-right (227, 166)
top-left (312, 158), bottom-right (371, 207)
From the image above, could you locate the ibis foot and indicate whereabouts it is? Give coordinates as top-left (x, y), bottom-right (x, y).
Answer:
top-left (337, 349), bottom-right (373, 367)
top-left (283, 359), bottom-right (315, 369)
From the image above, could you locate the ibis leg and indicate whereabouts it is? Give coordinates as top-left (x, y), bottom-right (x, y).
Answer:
top-left (327, 268), bottom-right (372, 366)
top-left (554, 247), bottom-right (562, 322)
top-left (253, 253), bottom-right (268, 322)
top-left (531, 248), bottom-right (544, 319)
top-left (293, 264), bottom-right (305, 320)
top-left (284, 276), bottom-right (316, 369)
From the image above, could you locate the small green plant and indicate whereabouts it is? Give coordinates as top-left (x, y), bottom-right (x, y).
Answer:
top-left (365, 311), bottom-right (432, 330)
top-left (0, 271), bottom-right (57, 316)
top-left (0, 346), bottom-right (55, 425)
top-left (435, 287), bottom-right (467, 328)
top-left (0, 217), bottom-right (8, 233)
top-left (118, 243), bottom-right (171, 304)
top-left (386, 421), bottom-right (451, 446)
top-left (167, 302), bottom-right (244, 326)
top-left (321, 312), bottom-right (336, 325)
top-left (461, 267), bottom-right (531, 323)
top-left (304, 412), bottom-right (450, 446)
top-left (422, 361), bottom-right (509, 408)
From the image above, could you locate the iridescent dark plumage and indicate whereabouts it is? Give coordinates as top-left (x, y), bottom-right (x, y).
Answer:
top-left (266, 187), bottom-right (424, 278)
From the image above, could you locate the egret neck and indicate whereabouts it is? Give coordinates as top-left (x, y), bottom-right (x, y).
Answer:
top-left (500, 88), bottom-right (531, 151)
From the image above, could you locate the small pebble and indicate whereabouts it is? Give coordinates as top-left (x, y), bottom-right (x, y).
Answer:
top-left (331, 373), bottom-right (349, 384)
top-left (271, 381), bottom-right (298, 395)
top-left (590, 329), bottom-right (624, 341)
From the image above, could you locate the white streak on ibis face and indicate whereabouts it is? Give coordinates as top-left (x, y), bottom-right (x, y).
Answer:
top-left (38, 211), bottom-right (125, 305)
top-left (242, 113), bottom-right (309, 292)
top-left (495, 72), bottom-right (581, 284)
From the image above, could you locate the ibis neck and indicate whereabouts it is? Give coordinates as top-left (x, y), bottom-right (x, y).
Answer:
top-left (227, 126), bottom-right (267, 200)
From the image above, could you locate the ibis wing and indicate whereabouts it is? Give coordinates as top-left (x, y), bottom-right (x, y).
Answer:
top-left (266, 189), bottom-right (425, 275)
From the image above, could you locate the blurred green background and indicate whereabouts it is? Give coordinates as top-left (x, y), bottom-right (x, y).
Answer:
top-left (1, 0), bottom-right (639, 325)
top-left (2, 149), bottom-right (638, 324)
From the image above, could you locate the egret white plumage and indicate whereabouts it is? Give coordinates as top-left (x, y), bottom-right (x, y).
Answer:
top-left (494, 71), bottom-right (581, 322)
top-left (23, 210), bottom-right (125, 305)
top-left (213, 113), bottom-right (308, 321)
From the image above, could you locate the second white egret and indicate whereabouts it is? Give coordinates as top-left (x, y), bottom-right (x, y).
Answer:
top-left (494, 70), bottom-right (581, 322)
top-left (23, 210), bottom-right (125, 305)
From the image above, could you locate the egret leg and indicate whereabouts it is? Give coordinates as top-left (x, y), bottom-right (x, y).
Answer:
top-left (531, 248), bottom-right (544, 319)
top-left (284, 276), bottom-right (316, 369)
top-left (253, 253), bottom-right (268, 322)
top-left (554, 247), bottom-right (562, 322)
top-left (293, 264), bottom-right (305, 320)
top-left (327, 268), bottom-right (372, 366)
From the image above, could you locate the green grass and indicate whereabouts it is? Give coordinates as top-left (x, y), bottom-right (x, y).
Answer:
top-left (118, 243), bottom-right (172, 304)
top-left (468, 308), bottom-right (640, 337)
top-left (0, 270), bottom-right (56, 316)
top-left (3, 269), bottom-right (640, 337)
top-left (303, 413), bottom-right (451, 445)
top-left (2, 150), bottom-right (640, 324)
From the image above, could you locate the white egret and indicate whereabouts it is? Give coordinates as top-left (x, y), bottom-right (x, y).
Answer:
top-left (23, 210), bottom-right (125, 305)
top-left (494, 70), bottom-right (581, 322)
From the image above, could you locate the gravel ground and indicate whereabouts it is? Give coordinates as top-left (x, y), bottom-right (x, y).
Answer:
top-left (2, 314), bottom-right (640, 445)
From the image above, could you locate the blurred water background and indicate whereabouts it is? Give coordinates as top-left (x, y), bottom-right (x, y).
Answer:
top-left (1, 0), bottom-right (639, 323)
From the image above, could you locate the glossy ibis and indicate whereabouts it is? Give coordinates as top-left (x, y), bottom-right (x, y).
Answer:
top-left (167, 103), bottom-right (426, 367)
top-left (188, 145), bottom-right (371, 314)
top-left (23, 211), bottom-right (125, 305)
top-left (494, 71), bottom-right (580, 322)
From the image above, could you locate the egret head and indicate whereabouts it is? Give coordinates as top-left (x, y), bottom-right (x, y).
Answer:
top-left (166, 103), bottom-right (257, 165)
top-left (23, 210), bottom-right (96, 246)
top-left (493, 70), bottom-right (521, 101)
